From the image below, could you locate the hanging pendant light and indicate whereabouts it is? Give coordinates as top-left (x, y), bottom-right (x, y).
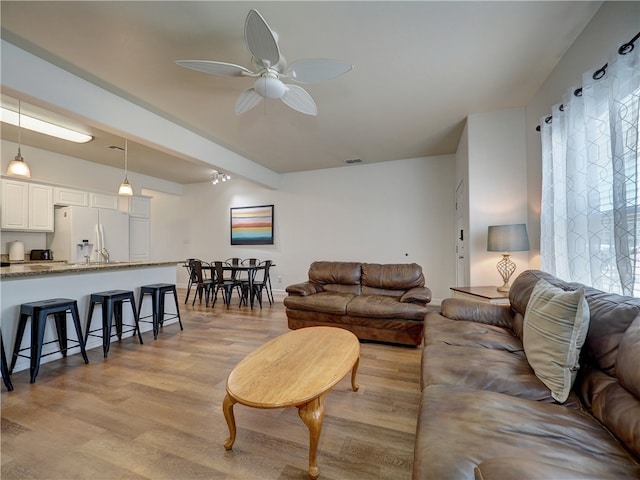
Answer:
top-left (118, 138), bottom-right (133, 196)
top-left (6, 100), bottom-right (31, 178)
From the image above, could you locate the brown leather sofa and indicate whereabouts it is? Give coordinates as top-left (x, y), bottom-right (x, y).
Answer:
top-left (414, 270), bottom-right (640, 479)
top-left (284, 261), bottom-right (432, 346)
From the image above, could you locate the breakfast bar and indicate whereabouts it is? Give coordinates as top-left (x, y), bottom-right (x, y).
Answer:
top-left (1, 261), bottom-right (180, 374)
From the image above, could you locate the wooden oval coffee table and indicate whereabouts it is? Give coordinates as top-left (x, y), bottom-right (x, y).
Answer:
top-left (223, 326), bottom-right (360, 479)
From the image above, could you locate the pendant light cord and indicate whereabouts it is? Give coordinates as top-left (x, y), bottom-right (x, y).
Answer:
top-left (124, 138), bottom-right (128, 179)
top-left (17, 100), bottom-right (22, 153)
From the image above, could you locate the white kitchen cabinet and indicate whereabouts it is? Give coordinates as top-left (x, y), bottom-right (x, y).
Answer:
top-left (1, 179), bottom-right (28, 230)
top-left (129, 217), bottom-right (150, 261)
top-left (29, 183), bottom-right (54, 231)
top-left (54, 187), bottom-right (89, 206)
top-left (1, 179), bottom-right (53, 231)
top-left (89, 192), bottom-right (119, 210)
top-left (128, 196), bottom-right (150, 218)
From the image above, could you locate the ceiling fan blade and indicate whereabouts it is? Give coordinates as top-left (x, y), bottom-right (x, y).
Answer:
top-left (245, 9), bottom-right (280, 67)
top-left (235, 88), bottom-right (263, 115)
top-left (176, 60), bottom-right (253, 77)
top-left (284, 59), bottom-right (353, 84)
top-left (281, 85), bottom-right (318, 116)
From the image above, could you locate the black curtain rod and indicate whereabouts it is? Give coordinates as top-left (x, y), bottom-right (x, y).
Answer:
top-left (536, 31), bottom-right (640, 132)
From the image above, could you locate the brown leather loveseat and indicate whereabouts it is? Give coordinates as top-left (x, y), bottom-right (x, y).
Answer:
top-left (414, 270), bottom-right (640, 479)
top-left (284, 261), bottom-right (432, 346)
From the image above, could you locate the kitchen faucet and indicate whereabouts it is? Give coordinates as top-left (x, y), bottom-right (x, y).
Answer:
top-left (99, 248), bottom-right (110, 263)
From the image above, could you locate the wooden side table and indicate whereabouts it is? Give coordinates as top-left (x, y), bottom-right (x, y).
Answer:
top-left (450, 286), bottom-right (510, 305)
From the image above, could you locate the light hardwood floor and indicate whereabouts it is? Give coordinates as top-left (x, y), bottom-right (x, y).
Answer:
top-left (1, 290), bottom-right (422, 480)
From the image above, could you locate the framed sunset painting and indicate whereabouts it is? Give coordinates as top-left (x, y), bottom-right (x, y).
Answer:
top-left (230, 205), bottom-right (274, 245)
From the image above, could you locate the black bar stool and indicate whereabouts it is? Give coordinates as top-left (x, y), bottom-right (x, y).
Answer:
top-left (10, 298), bottom-right (89, 383)
top-left (137, 284), bottom-right (183, 339)
top-left (1, 330), bottom-right (13, 391)
top-left (85, 290), bottom-right (143, 358)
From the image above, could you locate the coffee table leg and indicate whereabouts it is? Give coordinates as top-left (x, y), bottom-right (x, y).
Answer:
top-left (298, 394), bottom-right (325, 480)
top-left (351, 357), bottom-right (360, 392)
top-left (222, 393), bottom-right (237, 450)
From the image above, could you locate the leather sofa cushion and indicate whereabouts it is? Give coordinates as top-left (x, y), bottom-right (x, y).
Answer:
top-left (580, 368), bottom-right (640, 459)
top-left (322, 283), bottom-right (361, 295)
top-left (346, 294), bottom-right (427, 320)
top-left (421, 343), bottom-right (581, 406)
top-left (581, 290), bottom-right (640, 377)
top-left (424, 313), bottom-right (523, 352)
top-left (413, 385), bottom-right (640, 480)
top-left (474, 457), bottom-right (611, 480)
top-left (361, 262), bottom-right (424, 290)
top-left (283, 292), bottom-right (355, 315)
top-left (441, 298), bottom-right (514, 330)
top-left (309, 261), bottom-right (361, 286)
top-left (618, 316), bottom-right (640, 399)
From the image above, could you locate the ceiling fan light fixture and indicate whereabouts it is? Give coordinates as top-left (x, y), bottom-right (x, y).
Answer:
top-left (176, 9), bottom-right (352, 115)
top-left (254, 75), bottom-right (286, 99)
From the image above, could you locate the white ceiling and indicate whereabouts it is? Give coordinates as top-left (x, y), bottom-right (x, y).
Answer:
top-left (0, 1), bottom-right (601, 184)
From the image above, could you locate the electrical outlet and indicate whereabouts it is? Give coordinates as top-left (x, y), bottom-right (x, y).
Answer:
top-left (278, 275), bottom-right (282, 283)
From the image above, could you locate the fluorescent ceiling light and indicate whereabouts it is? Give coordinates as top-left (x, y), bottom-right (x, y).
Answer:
top-left (0, 107), bottom-right (93, 143)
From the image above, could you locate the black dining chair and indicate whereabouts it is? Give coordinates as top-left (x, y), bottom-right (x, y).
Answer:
top-left (184, 258), bottom-right (203, 304)
top-left (238, 258), bottom-right (260, 306)
top-left (224, 257), bottom-right (241, 280)
top-left (213, 261), bottom-right (242, 308)
top-left (251, 260), bottom-right (273, 308)
top-left (191, 260), bottom-right (214, 307)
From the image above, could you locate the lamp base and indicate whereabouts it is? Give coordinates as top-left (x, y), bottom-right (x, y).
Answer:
top-left (495, 253), bottom-right (516, 293)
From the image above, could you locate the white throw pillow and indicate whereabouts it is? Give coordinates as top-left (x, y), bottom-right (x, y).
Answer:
top-left (523, 279), bottom-right (590, 403)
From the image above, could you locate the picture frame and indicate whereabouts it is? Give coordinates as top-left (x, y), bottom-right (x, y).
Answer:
top-left (230, 205), bottom-right (274, 245)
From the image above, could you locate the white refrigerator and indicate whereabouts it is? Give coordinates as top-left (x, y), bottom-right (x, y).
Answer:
top-left (47, 206), bottom-right (130, 263)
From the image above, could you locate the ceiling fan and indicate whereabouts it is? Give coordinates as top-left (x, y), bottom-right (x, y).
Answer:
top-left (176, 9), bottom-right (353, 116)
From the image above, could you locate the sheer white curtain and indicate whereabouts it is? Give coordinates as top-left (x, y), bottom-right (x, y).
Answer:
top-left (540, 41), bottom-right (639, 296)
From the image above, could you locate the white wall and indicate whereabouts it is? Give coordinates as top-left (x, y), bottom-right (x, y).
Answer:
top-left (179, 156), bottom-right (457, 302)
top-left (525, 2), bottom-right (640, 268)
top-left (465, 108), bottom-right (529, 286)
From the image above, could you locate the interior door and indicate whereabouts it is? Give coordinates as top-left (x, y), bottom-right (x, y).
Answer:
top-left (455, 180), bottom-right (467, 286)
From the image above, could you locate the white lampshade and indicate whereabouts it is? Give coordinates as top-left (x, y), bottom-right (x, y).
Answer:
top-left (6, 101), bottom-right (32, 178)
top-left (117, 138), bottom-right (133, 196)
top-left (254, 76), bottom-right (287, 99)
top-left (7, 151), bottom-right (31, 178)
top-left (118, 178), bottom-right (133, 196)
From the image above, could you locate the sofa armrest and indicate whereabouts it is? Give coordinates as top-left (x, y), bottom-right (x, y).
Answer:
top-left (285, 281), bottom-right (322, 296)
top-left (441, 298), bottom-right (514, 329)
top-left (400, 286), bottom-right (432, 305)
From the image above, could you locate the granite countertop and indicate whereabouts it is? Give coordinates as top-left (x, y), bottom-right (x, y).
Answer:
top-left (1, 260), bottom-right (181, 278)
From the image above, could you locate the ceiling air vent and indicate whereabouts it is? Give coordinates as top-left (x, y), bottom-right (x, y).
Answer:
top-left (345, 158), bottom-right (362, 165)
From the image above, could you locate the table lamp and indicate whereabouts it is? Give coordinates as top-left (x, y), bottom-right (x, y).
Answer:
top-left (487, 224), bottom-right (530, 292)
